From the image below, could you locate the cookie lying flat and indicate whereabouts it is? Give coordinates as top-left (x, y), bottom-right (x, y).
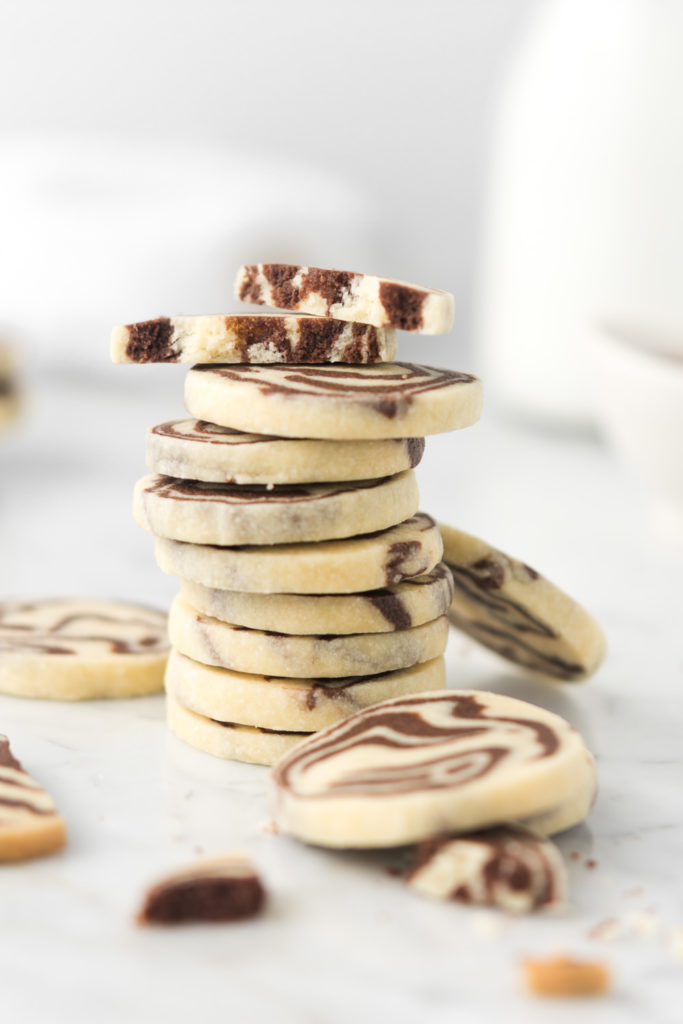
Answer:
top-left (521, 749), bottom-right (597, 836)
top-left (0, 598), bottom-right (169, 699)
top-left (169, 595), bottom-right (448, 677)
top-left (235, 264), bottom-right (455, 335)
top-left (134, 471), bottom-right (418, 546)
top-left (184, 363), bottom-right (482, 441)
top-left (407, 825), bottom-right (567, 913)
top-left (137, 853), bottom-right (265, 925)
top-left (166, 649), bottom-right (447, 732)
top-left (111, 313), bottom-right (396, 364)
top-left (147, 419), bottom-right (425, 485)
top-left (0, 735), bottom-right (66, 861)
top-left (167, 693), bottom-right (308, 766)
top-left (155, 512), bottom-right (443, 594)
top-left (179, 563), bottom-right (453, 635)
top-left (440, 524), bottom-right (606, 681)
top-left (269, 690), bottom-right (595, 848)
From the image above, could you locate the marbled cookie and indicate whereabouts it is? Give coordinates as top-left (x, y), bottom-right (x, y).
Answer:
top-left (169, 595), bottom-right (448, 677)
top-left (0, 342), bottom-right (19, 431)
top-left (269, 690), bottom-right (595, 848)
top-left (0, 735), bottom-right (66, 860)
top-left (0, 598), bottom-right (169, 699)
top-left (134, 471), bottom-right (418, 546)
top-left (440, 524), bottom-right (606, 681)
top-left (521, 749), bottom-right (597, 836)
top-left (137, 853), bottom-right (265, 925)
top-left (235, 264), bottom-right (455, 334)
top-left (179, 563), bottom-right (453, 635)
top-left (147, 419), bottom-right (425, 485)
top-left (166, 648), bottom-right (447, 732)
top-left (155, 513), bottom-right (443, 594)
top-left (167, 693), bottom-right (308, 766)
top-left (407, 825), bottom-right (567, 913)
top-left (185, 363), bottom-right (482, 440)
top-left (111, 313), bottom-right (396, 364)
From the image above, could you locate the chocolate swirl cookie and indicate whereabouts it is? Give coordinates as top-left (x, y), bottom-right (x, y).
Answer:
top-left (0, 735), bottom-right (66, 860)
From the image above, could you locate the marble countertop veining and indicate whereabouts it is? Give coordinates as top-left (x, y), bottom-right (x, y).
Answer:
top-left (0, 368), bottom-right (681, 1024)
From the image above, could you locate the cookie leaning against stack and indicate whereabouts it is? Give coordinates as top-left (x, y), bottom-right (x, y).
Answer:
top-left (115, 263), bottom-right (482, 764)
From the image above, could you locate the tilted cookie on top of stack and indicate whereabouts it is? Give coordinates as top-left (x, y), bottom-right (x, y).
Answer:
top-left (112, 263), bottom-right (482, 764)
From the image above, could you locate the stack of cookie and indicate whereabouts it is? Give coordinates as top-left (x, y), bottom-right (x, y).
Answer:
top-left (113, 263), bottom-right (483, 765)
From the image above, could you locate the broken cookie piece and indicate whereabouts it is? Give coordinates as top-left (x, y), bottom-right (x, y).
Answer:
top-left (0, 734), bottom-right (67, 861)
top-left (522, 954), bottom-right (611, 997)
top-left (137, 853), bottom-right (265, 925)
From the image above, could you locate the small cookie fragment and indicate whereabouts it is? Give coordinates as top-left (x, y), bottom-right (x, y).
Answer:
top-left (137, 853), bottom-right (265, 925)
top-left (0, 735), bottom-right (67, 861)
top-left (522, 955), bottom-right (611, 997)
top-left (407, 825), bottom-right (567, 913)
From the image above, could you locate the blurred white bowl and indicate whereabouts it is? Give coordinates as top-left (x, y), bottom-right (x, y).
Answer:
top-left (592, 325), bottom-right (683, 544)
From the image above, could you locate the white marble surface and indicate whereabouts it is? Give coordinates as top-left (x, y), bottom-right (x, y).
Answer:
top-left (1, 364), bottom-right (682, 1023)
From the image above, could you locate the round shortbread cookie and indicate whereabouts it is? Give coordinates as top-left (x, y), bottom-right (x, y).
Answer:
top-left (134, 471), bottom-right (419, 546)
top-left (0, 598), bottom-right (169, 699)
top-left (168, 595), bottom-right (448, 677)
top-left (184, 363), bottom-right (482, 440)
top-left (165, 649), bottom-right (447, 732)
top-left (0, 735), bottom-right (67, 861)
top-left (235, 264), bottom-right (455, 334)
top-left (146, 419), bottom-right (425, 485)
top-left (111, 312), bottom-right (396, 364)
top-left (440, 524), bottom-right (606, 681)
top-left (167, 693), bottom-right (309, 767)
top-left (155, 512), bottom-right (443, 594)
top-left (179, 563), bottom-right (454, 634)
top-left (269, 689), bottom-right (596, 848)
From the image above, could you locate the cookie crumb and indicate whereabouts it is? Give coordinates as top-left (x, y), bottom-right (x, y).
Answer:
top-left (587, 917), bottom-right (622, 942)
top-left (136, 853), bottom-right (265, 926)
top-left (522, 955), bottom-right (611, 997)
top-left (668, 926), bottom-right (683, 963)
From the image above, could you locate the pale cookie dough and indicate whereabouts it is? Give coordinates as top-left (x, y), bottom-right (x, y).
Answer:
top-left (155, 512), bottom-right (443, 594)
top-left (179, 563), bottom-right (453, 634)
top-left (269, 689), bottom-right (596, 849)
top-left (137, 853), bottom-right (265, 925)
top-left (147, 419), bottom-right (425, 485)
top-left (169, 595), bottom-right (448, 678)
top-left (407, 825), bottom-right (567, 912)
top-left (235, 263), bottom-right (455, 335)
top-left (167, 692), bottom-right (309, 766)
top-left (0, 598), bottom-right (169, 699)
top-left (134, 471), bottom-right (419, 547)
top-left (0, 735), bottom-right (67, 861)
top-left (522, 749), bottom-right (597, 836)
top-left (440, 524), bottom-right (607, 681)
top-left (166, 649), bottom-right (447, 732)
top-left (184, 363), bottom-right (482, 441)
top-left (111, 313), bottom-right (396, 364)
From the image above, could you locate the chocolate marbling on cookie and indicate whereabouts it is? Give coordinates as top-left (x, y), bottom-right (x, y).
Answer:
top-left (0, 735), bottom-right (67, 860)
top-left (184, 362), bottom-right (482, 440)
top-left (179, 563), bottom-right (453, 635)
top-left (137, 853), bottom-right (265, 925)
top-left (0, 598), bottom-right (169, 699)
top-left (269, 690), bottom-right (595, 848)
top-left (111, 313), bottom-right (396, 364)
top-left (235, 264), bottom-right (455, 335)
top-left (440, 524), bottom-right (606, 681)
top-left (155, 513), bottom-right (443, 594)
top-left (407, 825), bottom-right (567, 913)
top-left (165, 648), bottom-right (447, 733)
top-left (147, 419), bottom-right (425, 486)
top-left (0, 342), bottom-right (19, 431)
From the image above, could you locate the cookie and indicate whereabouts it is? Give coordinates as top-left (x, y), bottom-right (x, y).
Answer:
top-left (235, 264), bottom-right (455, 335)
top-left (111, 313), bottom-right (396, 364)
top-left (178, 563), bottom-right (453, 635)
top-left (522, 750), bottom-right (596, 836)
top-left (440, 524), bottom-right (606, 681)
top-left (137, 853), bottom-right (265, 925)
top-left (167, 693), bottom-right (308, 766)
top-left (166, 648), bottom-right (447, 732)
top-left (155, 512), bottom-right (443, 594)
top-left (407, 825), bottom-right (567, 912)
top-left (168, 595), bottom-right (448, 677)
top-left (146, 419), bottom-right (425, 485)
top-left (184, 363), bottom-right (482, 440)
top-left (0, 735), bottom-right (67, 861)
top-left (269, 689), bottom-right (595, 848)
top-left (0, 598), bottom-right (169, 699)
top-left (134, 471), bottom-right (419, 546)
top-left (0, 343), bottom-right (19, 431)
top-left (522, 956), bottom-right (611, 997)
